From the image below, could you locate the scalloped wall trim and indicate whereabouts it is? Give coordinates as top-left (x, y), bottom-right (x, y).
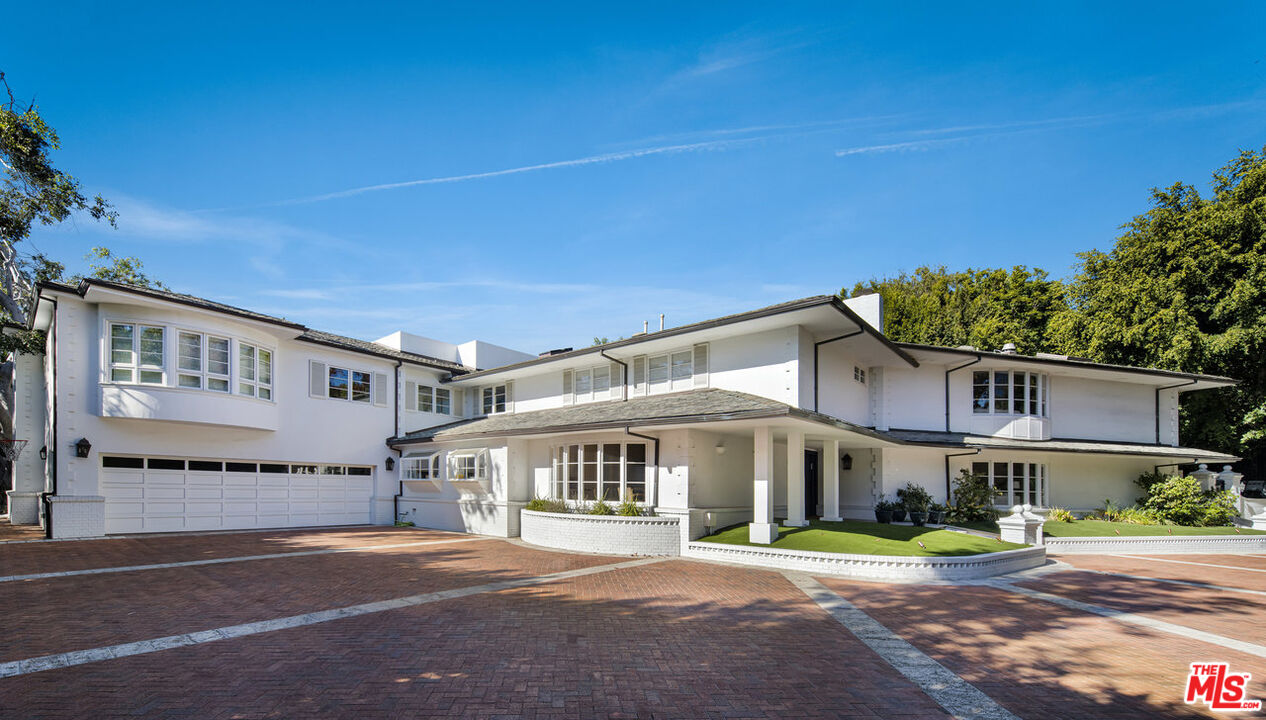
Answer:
top-left (1045, 534), bottom-right (1266, 555)
top-left (520, 510), bottom-right (682, 556)
top-left (683, 542), bottom-right (1046, 582)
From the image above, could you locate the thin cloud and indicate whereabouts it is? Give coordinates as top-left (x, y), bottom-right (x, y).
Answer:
top-left (835, 137), bottom-right (970, 157)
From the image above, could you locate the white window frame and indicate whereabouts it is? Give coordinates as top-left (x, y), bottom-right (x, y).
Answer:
top-left (237, 342), bottom-right (274, 401)
top-left (109, 322), bottom-right (166, 385)
top-left (176, 330), bottom-right (232, 394)
top-left (448, 449), bottom-right (489, 482)
top-left (643, 343), bottom-right (709, 395)
top-left (972, 460), bottom-right (1048, 507)
top-left (971, 370), bottom-right (1048, 417)
top-left (550, 442), bottom-right (649, 504)
top-left (402, 452), bottom-right (442, 480)
top-left (328, 365), bottom-right (373, 403)
top-left (571, 365), bottom-right (613, 404)
top-left (482, 384), bottom-right (508, 415)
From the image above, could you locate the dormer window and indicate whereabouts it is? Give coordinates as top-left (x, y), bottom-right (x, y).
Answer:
top-left (972, 370), bottom-right (1048, 416)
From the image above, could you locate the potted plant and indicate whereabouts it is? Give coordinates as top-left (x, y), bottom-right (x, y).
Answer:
top-left (890, 503), bottom-right (907, 523)
top-left (897, 483), bottom-right (932, 526)
top-left (927, 502), bottom-right (946, 525)
top-left (874, 499), bottom-right (895, 523)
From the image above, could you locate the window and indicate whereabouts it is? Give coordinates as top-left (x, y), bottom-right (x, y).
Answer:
top-left (238, 343), bottom-right (273, 400)
top-left (449, 450), bottom-right (488, 482)
top-left (854, 366), bottom-right (866, 383)
top-left (109, 323), bottom-right (165, 384)
top-left (482, 384), bottom-right (507, 414)
top-left (403, 453), bottom-right (441, 480)
top-left (570, 365), bottom-right (615, 404)
top-left (328, 366), bottom-right (372, 403)
top-left (971, 370), bottom-right (1048, 417)
top-left (642, 344), bottom-right (708, 394)
top-left (176, 331), bottom-right (233, 393)
top-left (971, 460), bottom-right (1048, 507)
top-left (550, 442), bottom-right (648, 503)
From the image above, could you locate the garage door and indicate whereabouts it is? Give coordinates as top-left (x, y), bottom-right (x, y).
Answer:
top-left (100, 456), bottom-right (374, 534)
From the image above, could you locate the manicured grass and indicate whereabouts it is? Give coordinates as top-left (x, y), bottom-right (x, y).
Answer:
top-left (697, 519), bottom-right (1027, 557)
top-left (950, 518), bottom-right (1266, 537)
top-left (1041, 519), bottom-right (1266, 537)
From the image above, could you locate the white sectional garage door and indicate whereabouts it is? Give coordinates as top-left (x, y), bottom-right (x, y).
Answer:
top-left (100, 456), bottom-right (374, 534)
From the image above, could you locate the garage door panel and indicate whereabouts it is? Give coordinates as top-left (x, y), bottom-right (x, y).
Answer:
top-left (101, 458), bottom-right (373, 534)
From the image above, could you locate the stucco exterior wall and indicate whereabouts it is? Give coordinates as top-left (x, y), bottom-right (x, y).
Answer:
top-left (708, 326), bottom-right (800, 406)
top-left (1049, 376), bottom-right (1157, 444)
top-left (815, 342), bottom-right (870, 424)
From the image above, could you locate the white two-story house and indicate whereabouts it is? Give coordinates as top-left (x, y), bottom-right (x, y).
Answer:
top-left (7, 280), bottom-right (1238, 548)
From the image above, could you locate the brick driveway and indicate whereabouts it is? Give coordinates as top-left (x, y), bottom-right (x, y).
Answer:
top-left (1, 527), bottom-right (1263, 718)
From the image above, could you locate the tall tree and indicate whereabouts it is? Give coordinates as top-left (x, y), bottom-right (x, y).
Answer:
top-left (1050, 146), bottom-right (1266, 474)
top-left (849, 265), bottom-right (1066, 354)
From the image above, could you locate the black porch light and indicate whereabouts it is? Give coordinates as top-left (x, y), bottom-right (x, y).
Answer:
top-left (39, 445), bottom-right (47, 461)
top-left (385, 457), bottom-right (395, 471)
top-left (841, 453), bottom-right (852, 471)
top-left (74, 438), bottom-right (92, 458)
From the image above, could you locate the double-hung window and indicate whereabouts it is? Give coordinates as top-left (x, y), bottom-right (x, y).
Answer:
top-left (109, 323), bottom-right (165, 385)
top-left (972, 460), bottom-right (1048, 507)
top-left (238, 343), bottom-right (273, 400)
top-left (176, 331), bottom-right (231, 392)
top-left (416, 385), bottom-right (452, 414)
top-left (482, 384), bottom-right (508, 414)
top-left (639, 344), bottom-right (708, 395)
top-left (971, 370), bottom-right (1048, 416)
top-left (569, 365), bottom-right (613, 403)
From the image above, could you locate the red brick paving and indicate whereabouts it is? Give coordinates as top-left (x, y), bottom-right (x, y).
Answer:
top-left (0, 525), bottom-right (467, 577)
top-left (818, 576), bottom-right (1266, 719)
top-left (1053, 554), bottom-right (1266, 592)
top-left (0, 560), bottom-right (952, 719)
top-left (0, 523), bottom-right (46, 543)
top-left (0, 537), bottom-right (617, 663)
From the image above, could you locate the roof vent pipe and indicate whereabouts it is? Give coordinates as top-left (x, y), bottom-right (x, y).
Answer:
top-left (659, 314), bottom-right (665, 331)
top-left (643, 320), bottom-right (648, 334)
top-left (1000, 342), bottom-right (1017, 354)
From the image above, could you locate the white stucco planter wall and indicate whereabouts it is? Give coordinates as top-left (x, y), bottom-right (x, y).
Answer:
top-left (1045, 534), bottom-right (1266, 555)
top-left (520, 510), bottom-right (681, 556)
top-left (683, 542), bottom-right (1047, 582)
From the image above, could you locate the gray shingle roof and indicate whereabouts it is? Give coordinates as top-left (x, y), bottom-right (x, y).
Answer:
top-left (296, 330), bottom-right (469, 372)
top-left (884, 429), bottom-right (1240, 462)
top-left (389, 388), bottom-right (890, 444)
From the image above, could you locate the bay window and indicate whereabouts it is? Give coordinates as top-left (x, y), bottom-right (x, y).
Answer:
top-left (551, 442), bottom-right (648, 503)
top-left (238, 343), bottom-right (273, 400)
top-left (177, 331), bottom-right (231, 392)
top-left (110, 323), bottom-right (165, 385)
top-left (402, 452), bottom-right (441, 480)
top-left (972, 370), bottom-right (1048, 416)
top-left (449, 450), bottom-right (488, 482)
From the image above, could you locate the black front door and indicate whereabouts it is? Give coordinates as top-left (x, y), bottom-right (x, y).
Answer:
top-left (805, 450), bottom-right (819, 519)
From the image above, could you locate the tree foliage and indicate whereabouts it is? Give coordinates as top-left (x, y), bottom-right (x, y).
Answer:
top-left (850, 146), bottom-right (1266, 477)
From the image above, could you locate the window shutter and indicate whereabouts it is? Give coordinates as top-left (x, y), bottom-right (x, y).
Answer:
top-left (405, 381), bottom-right (417, 412)
top-left (309, 361), bottom-right (327, 398)
top-left (452, 388), bottom-right (464, 417)
top-left (632, 356), bottom-right (647, 396)
top-left (610, 363), bottom-right (623, 400)
top-left (373, 372), bottom-right (389, 406)
top-left (692, 343), bottom-right (709, 388)
top-left (562, 370), bottom-right (574, 405)
top-left (505, 380), bottom-right (514, 413)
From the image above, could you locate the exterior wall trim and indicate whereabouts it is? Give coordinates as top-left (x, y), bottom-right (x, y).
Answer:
top-left (1045, 534), bottom-right (1266, 555)
top-left (682, 542), bottom-right (1046, 581)
top-left (519, 510), bottom-right (681, 556)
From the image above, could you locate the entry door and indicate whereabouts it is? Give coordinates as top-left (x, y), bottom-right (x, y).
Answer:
top-left (805, 450), bottom-right (819, 519)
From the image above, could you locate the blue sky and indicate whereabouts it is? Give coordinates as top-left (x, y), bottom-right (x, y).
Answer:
top-left (6, 2), bottom-right (1265, 352)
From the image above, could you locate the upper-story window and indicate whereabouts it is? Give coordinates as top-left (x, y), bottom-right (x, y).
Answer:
top-left (238, 343), bottom-right (273, 400)
top-left (972, 370), bottom-right (1048, 416)
top-left (177, 331), bottom-right (230, 392)
top-left (308, 361), bottom-right (388, 406)
top-left (110, 323), bottom-right (165, 384)
top-left (564, 364), bottom-right (622, 405)
top-left (632, 343), bottom-right (709, 396)
top-left (481, 383), bottom-right (510, 414)
top-left (419, 385), bottom-right (451, 414)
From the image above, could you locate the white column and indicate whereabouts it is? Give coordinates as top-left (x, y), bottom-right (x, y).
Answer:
top-left (822, 439), bottom-right (842, 522)
top-left (749, 426), bottom-right (778, 544)
top-left (786, 430), bottom-right (807, 527)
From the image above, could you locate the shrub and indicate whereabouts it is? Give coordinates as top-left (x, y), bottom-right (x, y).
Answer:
top-left (1142, 476), bottom-right (1215, 526)
top-left (1047, 507), bottom-right (1075, 523)
top-left (1134, 470), bottom-right (1170, 503)
top-left (896, 483), bottom-right (932, 513)
top-left (525, 497), bottom-right (569, 513)
top-left (588, 500), bottom-right (615, 515)
top-left (1199, 489), bottom-right (1238, 527)
top-left (874, 498), bottom-right (898, 512)
top-left (946, 469), bottom-right (997, 523)
top-left (616, 499), bottom-right (644, 516)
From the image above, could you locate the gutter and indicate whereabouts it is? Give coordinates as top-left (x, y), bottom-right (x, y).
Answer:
top-left (945, 356), bottom-right (982, 432)
top-left (812, 330), bottom-right (863, 412)
top-left (1155, 379), bottom-right (1198, 445)
top-left (944, 449), bottom-right (981, 503)
top-left (1154, 459), bottom-right (1198, 473)
top-left (599, 349), bottom-right (629, 401)
top-left (624, 428), bottom-right (660, 505)
top-left (41, 295), bottom-right (58, 539)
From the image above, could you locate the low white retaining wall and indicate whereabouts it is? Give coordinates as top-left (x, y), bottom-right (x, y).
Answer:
top-left (682, 542), bottom-right (1047, 582)
top-left (1046, 534), bottom-right (1266, 555)
top-left (520, 510), bottom-right (681, 556)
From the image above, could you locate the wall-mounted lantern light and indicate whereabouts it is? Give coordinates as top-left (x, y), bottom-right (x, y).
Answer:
top-left (74, 438), bottom-right (92, 458)
top-left (385, 457), bottom-right (395, 471)
top-left (39, 445), bottom-right (48, 461)
top-left (841, 453), bottom-right (852, 471)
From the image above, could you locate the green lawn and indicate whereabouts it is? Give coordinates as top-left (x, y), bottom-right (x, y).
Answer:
top-left (951, 519), bottom-right (1266, 538)
top-left (698, 519), bottom-right (1027, 557)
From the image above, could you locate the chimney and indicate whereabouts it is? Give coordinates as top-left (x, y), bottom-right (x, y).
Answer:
top-left (1000, 342), bottom-right (1017, 355)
